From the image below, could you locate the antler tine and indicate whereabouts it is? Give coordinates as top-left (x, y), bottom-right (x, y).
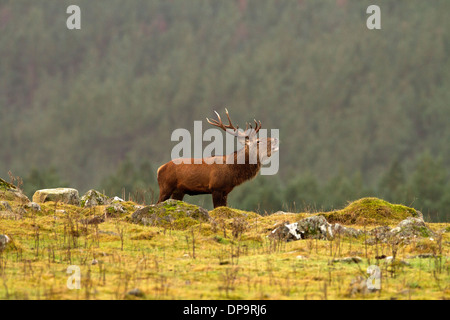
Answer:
top-left (206, 111), bottom-right (224, 129)
top-left (207, 109), bottom-right (261, 138)
top-left (254, 119), bottom-right (262, 133)
top-left (224, 108), bottom-right (239, 131)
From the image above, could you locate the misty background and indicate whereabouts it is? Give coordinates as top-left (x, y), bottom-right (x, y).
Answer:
top-left (0, 0), bottom-right (449, 221)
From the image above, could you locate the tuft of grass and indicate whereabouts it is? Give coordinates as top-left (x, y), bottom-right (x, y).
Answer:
top-left (318, 197), bottom-right (419, 225)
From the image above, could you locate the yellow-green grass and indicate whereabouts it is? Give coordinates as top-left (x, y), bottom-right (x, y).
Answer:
top-left (0, 198), bottom-right (448, 300)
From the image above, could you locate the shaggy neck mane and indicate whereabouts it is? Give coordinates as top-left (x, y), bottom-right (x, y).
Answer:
top-left (221, 147), bottom-right (261, 186)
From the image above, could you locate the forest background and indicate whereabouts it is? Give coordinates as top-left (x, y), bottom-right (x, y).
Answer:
top-left (0, 0), bottom-right (449, 221)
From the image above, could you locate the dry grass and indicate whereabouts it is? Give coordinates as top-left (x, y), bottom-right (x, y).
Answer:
top-left (0, 198), bottom-right (448, 300)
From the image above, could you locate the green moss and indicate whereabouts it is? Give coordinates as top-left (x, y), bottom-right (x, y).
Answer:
top-left (318, 197), bottom-right (419, 225)
top-left (213, 235), bottom-right (230, 244)
top-left (131, 200), bottom-right (210, 230)
top-left (419, 226), bottom-right (432, 238)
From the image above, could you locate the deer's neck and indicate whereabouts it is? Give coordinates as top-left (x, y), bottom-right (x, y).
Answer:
top-left (221, 148), bottom-right (261, 184)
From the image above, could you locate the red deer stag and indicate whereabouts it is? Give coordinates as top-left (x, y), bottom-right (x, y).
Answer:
top-left (157, 110), bottom-right (279, 208)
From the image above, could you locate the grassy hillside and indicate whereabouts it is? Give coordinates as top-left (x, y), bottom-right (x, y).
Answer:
top-left (1, 188), bottom-right (448, 300)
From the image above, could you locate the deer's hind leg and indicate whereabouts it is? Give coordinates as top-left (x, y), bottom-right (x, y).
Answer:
top-left (157, 181), bottom-right (175, 203)
top-left (157, 189), bottom-right (173, 203)
top-left (171, 190), bottom-right (185, 201)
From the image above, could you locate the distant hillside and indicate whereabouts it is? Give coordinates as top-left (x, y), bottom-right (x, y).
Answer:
top-left (0, 0), bottom-right (449, 220)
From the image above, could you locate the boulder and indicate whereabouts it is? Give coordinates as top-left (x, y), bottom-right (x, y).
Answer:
top-left (367, 217), bottom-right (434, 244)
top-left (270, 222), bottom-right (302, 241)
top-left (32, 188), bottom-right (80, 206)
top-left (0, 234), bottom-right (10, 252)
top-left (104, 202), bottom-right (127, 217)
top-left (297, 215), bottom-right (333, 240)
top-left (331, 223), bottom-right (364, 238)
top-left (393, 217), bottom-right (434, 238)
top-left (270, 215), bottom-right (364, 241)
top-left (25, 202), bottom-right (41, 212)
top-left (80, 189), bottom-right (109, 207)
top-left (131, 199), bottom-right (210, 229)
top-left (271, 215), bottom-right (363, 241)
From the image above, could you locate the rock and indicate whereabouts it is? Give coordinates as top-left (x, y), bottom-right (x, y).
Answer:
top-left (393, 217), bottom-right (434, 238)
top-left (368, 226), bottom-right (393, 243)
top-left (270, 222), bottom-right (302, 241)
top-left (297, 215), bottom-right (333, 240)
top-left (25, 202), bottom-right (41, 212)
top-left (271, 216), bottom-right (364, 241)
top-left (331, 223), bottom-right (364, 238)
top-left (0, 201), bottom-right (12, 212)
top-left (105, 203), bottom-right (127, 217)
top-left (367, 218), bottom-right (434, 244)
top-left (407, 253), bottom-right (436, 259)
top-left (0, 234), bottom-right (10, 252)
top-left (0, 178), bottom-right (30, 204)
top-left (80, 190), bottom-right (109, 207)
top-left (126, 288), bottom-right (145, 298)
top-left (415, 211), bottom-right (424, 220)
top-left (131, 199), bottom-right (210, 229)
top-left (32, 188), bottom-right (80, 206)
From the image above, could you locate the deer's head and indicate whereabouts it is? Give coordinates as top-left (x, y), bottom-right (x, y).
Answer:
top-left (207, 109), bottom-right (279, 164)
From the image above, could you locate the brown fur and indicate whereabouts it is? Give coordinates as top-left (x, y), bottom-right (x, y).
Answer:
top-left (157, 140), bottom-right (275, 208)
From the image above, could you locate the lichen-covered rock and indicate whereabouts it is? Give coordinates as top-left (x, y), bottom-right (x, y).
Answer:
top-left (296, 215), bottom-right (333, 239)
top-left (367, 217), bottom-right (434, 244)
top-left (80, 189), bottom-right (109, 207)
top-left (270, 222), bottom-right (302, 241)
top-left (131, 199), bottom-right (210, 229)
top-left (271, 215), bottom-right (363, 241)
top-left (330, 223), bottom-right (364, 238)
top-left (32, 188), bottom-right (80, 206)
top-left (104, 203), bottom-right (127, 216)
top-left (0, 178), bottom-right (30, 204)
top-left (393, 217), bottom-right (434, 238)
top-left (25, 202), bottom-right (41, 212)
top-left (0, 234), bottom-right (10, 252)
